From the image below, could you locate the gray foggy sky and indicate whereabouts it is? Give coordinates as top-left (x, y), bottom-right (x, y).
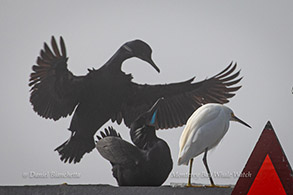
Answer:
top-left (1, 1), bottom-right (292, 186)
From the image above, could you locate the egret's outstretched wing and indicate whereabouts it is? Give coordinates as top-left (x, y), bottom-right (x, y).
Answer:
top-left (96, 127), bottom-right (143, 164)
top-left (29, 36), bottom-right (84, 120)
top-left (112, 62), bottom-right (241, 129)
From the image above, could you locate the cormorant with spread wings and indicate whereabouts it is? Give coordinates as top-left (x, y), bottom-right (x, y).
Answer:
top-left (29, 36), bottom-right (242, 163)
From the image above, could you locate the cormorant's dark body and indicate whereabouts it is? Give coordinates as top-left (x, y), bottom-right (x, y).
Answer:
top-left (29, 36), bottom-right (242, 163)
top-left (96, 99), bottom-right (172, 186)
top-left (63, 63), bottom-right (134, 159)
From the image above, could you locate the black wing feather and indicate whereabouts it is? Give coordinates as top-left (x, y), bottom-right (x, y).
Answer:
top-left (114, 62), bottom-right (242, 129)
top-left (29, 36), bottom-right (84, 121)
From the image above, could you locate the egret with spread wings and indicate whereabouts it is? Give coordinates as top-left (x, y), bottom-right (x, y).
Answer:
top-left (29, 36), bottom-right (242, 163)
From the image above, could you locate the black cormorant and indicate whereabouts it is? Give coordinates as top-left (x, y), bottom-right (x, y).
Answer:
top-left (96, 98), bottom-right (172, 186)
top-left (29, 36), bottom-right (242, 163)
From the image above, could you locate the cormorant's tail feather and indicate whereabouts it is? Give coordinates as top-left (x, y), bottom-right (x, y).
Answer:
top-left (96, 126), bottom-right (122, 141)
top-left (55, 133), bottom-right (95, 163)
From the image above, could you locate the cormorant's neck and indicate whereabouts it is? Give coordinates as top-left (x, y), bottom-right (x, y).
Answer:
top-left (105, 46), bottom-right (133, 71)
top-left (130, 124), bottom-right (159, 150)
top-left (142, 126), bottom-right (160, 149)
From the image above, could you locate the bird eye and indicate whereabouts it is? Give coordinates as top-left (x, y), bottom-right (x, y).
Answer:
top-left (123, 45), bottom-right (132, 53)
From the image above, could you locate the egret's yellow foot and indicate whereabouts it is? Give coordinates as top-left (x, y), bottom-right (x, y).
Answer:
top-left (185, 183), bottom-right (203, 187)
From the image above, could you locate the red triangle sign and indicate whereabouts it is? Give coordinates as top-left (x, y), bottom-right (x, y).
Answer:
top-left (232, 121), bottom-right (293, 194)
top-left (248, 154), bottom-right (286, 194)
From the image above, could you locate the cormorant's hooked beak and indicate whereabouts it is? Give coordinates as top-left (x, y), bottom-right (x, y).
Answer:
top-left (231, 114), bottom-right (251, 128)
top-left (146, 97), bottom-right (164, 126)
top-left (145, 58), bottom-right (160, 73)
top-left (123, 42), bottom-right (160, 73)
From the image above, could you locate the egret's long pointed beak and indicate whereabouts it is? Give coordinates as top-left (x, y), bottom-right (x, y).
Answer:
top-left (232, 114), bottom-right (251, 128)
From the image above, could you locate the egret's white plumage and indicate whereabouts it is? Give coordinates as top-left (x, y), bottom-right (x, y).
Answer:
top-left (177, 103), bottom-right (251, 187)
top-left (178, 104), bottom-right (231, 165)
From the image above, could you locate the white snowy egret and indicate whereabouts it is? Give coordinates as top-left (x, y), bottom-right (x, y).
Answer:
top-left (177, 103), bottom-right (251, 187)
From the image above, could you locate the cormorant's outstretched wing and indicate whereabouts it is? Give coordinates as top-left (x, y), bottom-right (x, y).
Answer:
top-left (112, 62), bottom-right (242, 129)
top-left (29, 36), bottom-right (84, 121)
top-left (96, 127), bottom-right (143, 164)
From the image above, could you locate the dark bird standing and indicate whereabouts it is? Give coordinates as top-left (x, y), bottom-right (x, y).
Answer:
top-left (96, 98), bottom-right (172, 186)
top-left (29, 36), bottom-right (242, 163)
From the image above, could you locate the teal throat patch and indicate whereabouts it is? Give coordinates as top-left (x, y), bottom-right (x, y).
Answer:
top-left (150, 110), bottom-right (157, 125)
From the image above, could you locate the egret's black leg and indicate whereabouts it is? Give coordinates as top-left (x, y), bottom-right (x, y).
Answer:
top-left (187, 158), bottom-right (194, 187)
top-left (203, 148), bottom-right (215, 186)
